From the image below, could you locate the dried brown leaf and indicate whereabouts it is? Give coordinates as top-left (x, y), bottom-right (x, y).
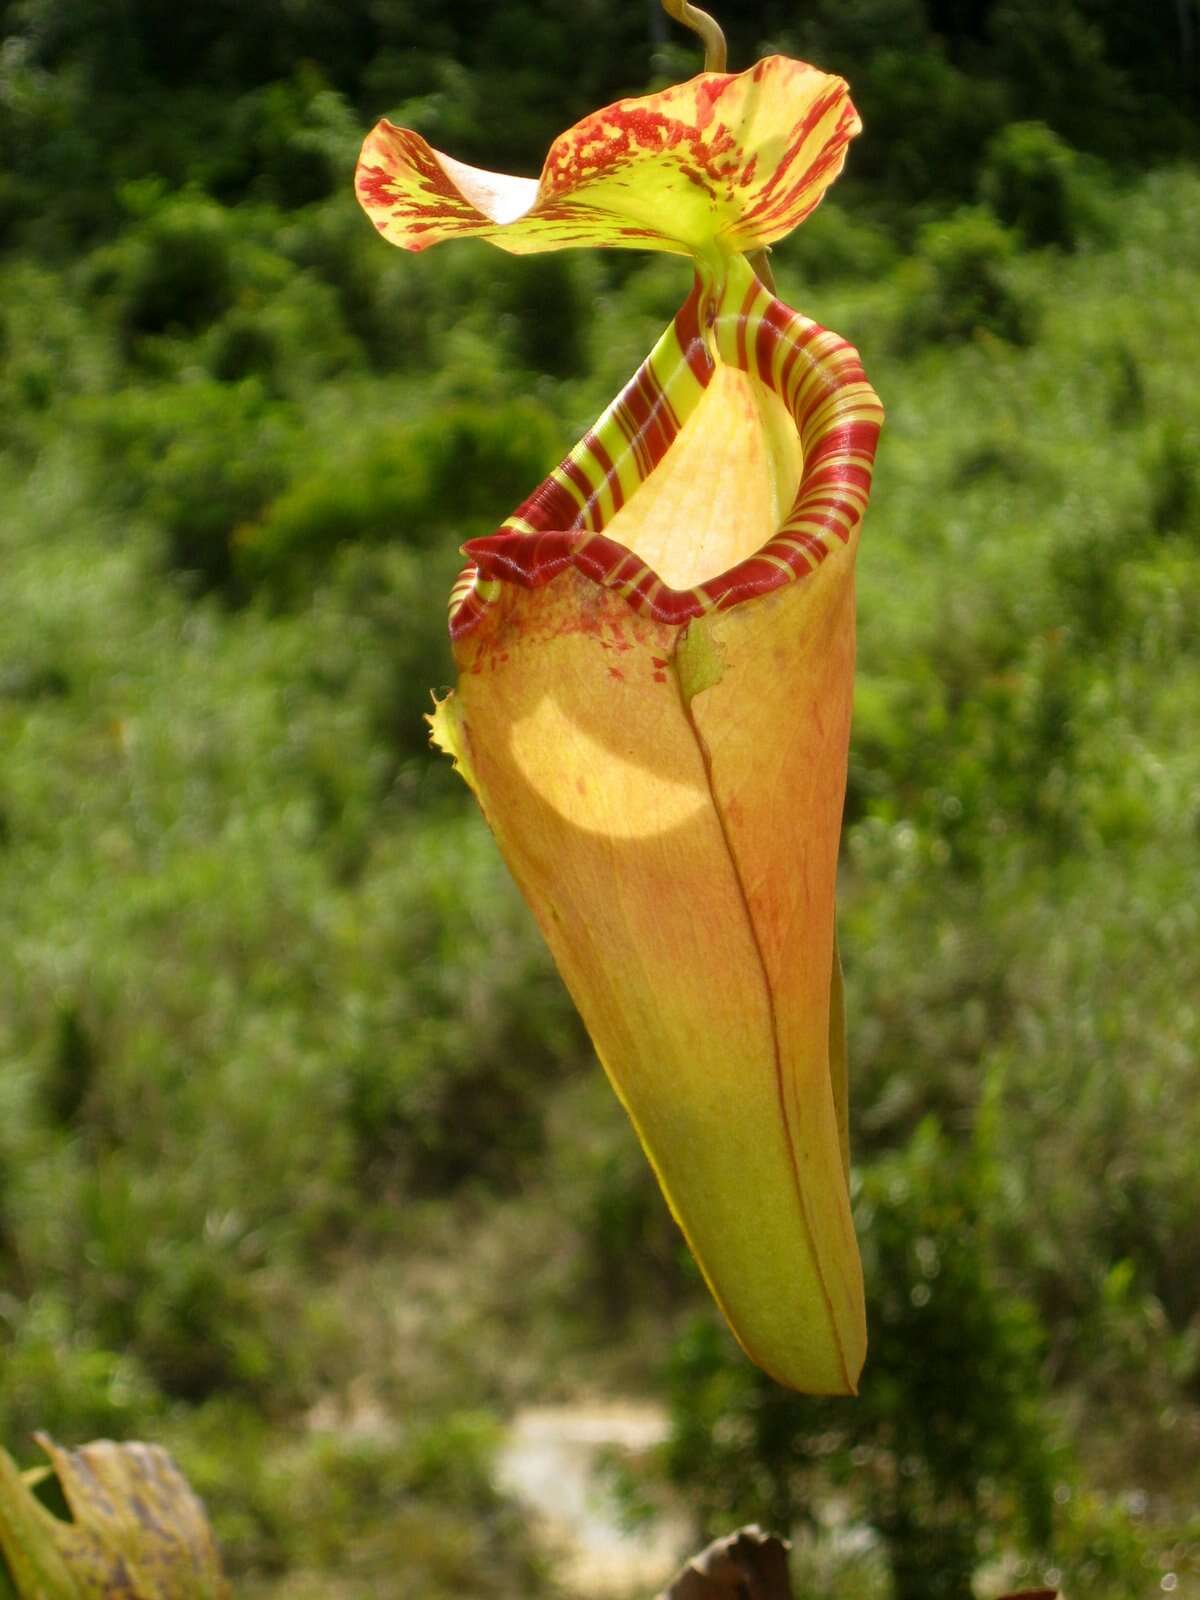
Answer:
top-left (656, 1525), bottom-right (793, 1600)
top-left (0, 1434), bottom-right (229, 1599)
top-left (651, 1528), bottom-right (1058, 1600)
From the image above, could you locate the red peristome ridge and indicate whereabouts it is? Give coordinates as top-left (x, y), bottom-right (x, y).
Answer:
top-left (448, 265), bottom-right (881, 641)
top-left (586, 432), bottom-right (624, 514)
top-left (498, 276), bottom-right (713, 549)
top-left (676, 282), bottom-right (711, 380)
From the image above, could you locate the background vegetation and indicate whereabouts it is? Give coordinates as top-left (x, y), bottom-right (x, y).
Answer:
top-left (1, 0), bottom-right (1198, 1594)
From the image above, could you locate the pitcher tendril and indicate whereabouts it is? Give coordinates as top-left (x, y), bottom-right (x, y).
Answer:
top-left (660, 0), bottom-right (727, 72)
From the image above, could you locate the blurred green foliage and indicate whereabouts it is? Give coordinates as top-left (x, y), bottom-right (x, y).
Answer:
top-left (660, 1120), bottom-right (1058, 1600)
top-left (1, 1), bottom-right (1199, 1596)
top-left (894, 208), bottom-right (1036, 350)
top-left (979, 122), bottom-right (1098, 251)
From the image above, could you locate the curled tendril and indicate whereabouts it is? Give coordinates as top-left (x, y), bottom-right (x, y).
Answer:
top-left (660, 0), bottom-right (727, 72)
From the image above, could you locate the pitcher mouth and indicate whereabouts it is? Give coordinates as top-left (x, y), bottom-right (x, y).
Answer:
top-left (449, 255), bottom-right (883, 640)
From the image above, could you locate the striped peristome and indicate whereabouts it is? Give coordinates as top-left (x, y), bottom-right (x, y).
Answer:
top-left (449, 253), bottom-right (882, 638)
